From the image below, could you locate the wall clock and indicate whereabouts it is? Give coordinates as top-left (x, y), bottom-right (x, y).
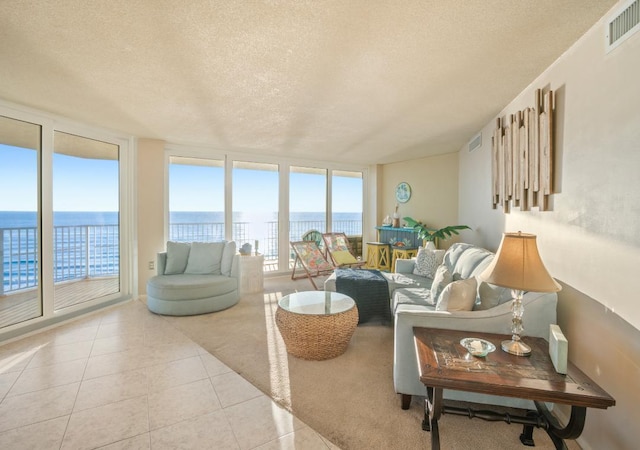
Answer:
top-left (395, 182), bottom-right (411, 203)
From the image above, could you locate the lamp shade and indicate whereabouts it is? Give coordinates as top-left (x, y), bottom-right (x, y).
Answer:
top-left (480, 232), bottom-right (561, 293)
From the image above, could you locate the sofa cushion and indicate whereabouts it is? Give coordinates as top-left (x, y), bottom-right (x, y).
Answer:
top-left (393, 288), bottom-right (436, 310)
top-left (164, 241), bottom-right (191, 275)
top-left (443, 243), bottom-right (472, 269)
top-left (383, 272), bottom-right (431, 293)
top-left (475, 281), bottom-right (513, 310)
top-left (413, 248), bottom-right (439, 278)
top-left (185, 242), bottom-right (225, 274)
top-left (221, 241), bottom-right (236, 276)
top-left (430, 264), bottom-right (452, 300)
top-left (450, 247), bottom-right (494, 279)
top-left (436, 277), bottom-right (477, 311)
top-left (147, 274), bottom-right (237, 301)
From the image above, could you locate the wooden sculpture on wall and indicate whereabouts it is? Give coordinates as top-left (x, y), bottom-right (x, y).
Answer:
top-left (491, 88), bottom-right (554, 212)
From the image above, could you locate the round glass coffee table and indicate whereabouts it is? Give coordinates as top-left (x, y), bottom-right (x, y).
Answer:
top-left (275, 291), bottom-right (359, 360)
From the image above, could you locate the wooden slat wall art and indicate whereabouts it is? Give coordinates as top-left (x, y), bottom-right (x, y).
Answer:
top-left (491, 118), bottom-right (501, 208)
top-left (491, 89), bottom-right (554, 212)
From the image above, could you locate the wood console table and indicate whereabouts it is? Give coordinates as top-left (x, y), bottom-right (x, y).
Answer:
top-left (414, 327), bottom-right (615, 450)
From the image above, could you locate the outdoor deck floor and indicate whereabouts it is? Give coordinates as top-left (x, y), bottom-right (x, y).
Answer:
top-left (0, 277), bottom-right (120, 329)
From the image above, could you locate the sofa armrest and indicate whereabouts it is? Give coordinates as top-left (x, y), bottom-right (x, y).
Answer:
top-left (393, 291), bottom-right (557, 402)
top-left (395, 258), bottom-right (416, 274)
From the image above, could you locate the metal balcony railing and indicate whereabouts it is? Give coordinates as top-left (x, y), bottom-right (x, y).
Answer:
top-left (2, 219), bottom-right (362, 294)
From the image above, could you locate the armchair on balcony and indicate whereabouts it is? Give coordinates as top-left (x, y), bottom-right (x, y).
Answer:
top-left (322, 232), bottom-right (366, 269)
top-left (290, 240), bottom-right (335, 289)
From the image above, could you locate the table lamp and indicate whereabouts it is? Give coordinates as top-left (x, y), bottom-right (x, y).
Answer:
top-left (480, 232), bottom-right (561, 356)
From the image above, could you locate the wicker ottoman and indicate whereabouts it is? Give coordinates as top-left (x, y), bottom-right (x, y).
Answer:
top-left (276, 291), bottom-right (359, 361)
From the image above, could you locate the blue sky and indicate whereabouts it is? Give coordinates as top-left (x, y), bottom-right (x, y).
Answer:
top-left (170, 164), bottom-right (363, 213)
top-left (0, 144), bottom-right (119, 211)
top-left (1, 143), bottom-right (362, 213)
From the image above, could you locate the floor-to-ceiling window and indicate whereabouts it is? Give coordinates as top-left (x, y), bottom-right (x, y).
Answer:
top-left (0, 104), bottom-right (131, 339)
top-left (0, 116), bottom-right (42, 328)
top-left (332, 170), bottom-right (363, 236)
top-left (289, 166), bottom-right (327, 242)
top-left (168, 156), bottom-right (225, 242)
top-left (52, 132), bottom-right (121, 310)
top-left (233, 161), bottom-right (279, 270)
top-left (165, 147), bottom-right (367, 275)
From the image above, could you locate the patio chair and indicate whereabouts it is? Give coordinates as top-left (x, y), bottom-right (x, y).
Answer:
top-left (322, 232), bottom-right (366, 269)
top-left (290, 240), bottom-right (335, 290)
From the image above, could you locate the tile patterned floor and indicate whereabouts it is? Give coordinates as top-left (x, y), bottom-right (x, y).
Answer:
top-left (0, 299), bottom-right (339, 449)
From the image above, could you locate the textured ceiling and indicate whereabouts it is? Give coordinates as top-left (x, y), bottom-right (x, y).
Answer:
top-left (0, 1), bottom-right (617, 164)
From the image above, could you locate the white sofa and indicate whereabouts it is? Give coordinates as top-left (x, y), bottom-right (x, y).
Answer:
top-left (326, 242), bottom-right (558, 410)
top-left (146, 241), bottom-right (240, 316)
top-left (392, 243), bottom-right (557, 410)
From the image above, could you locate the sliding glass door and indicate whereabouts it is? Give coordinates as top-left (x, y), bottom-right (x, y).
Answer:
top-left (0, 116), bottom-right (42, 328)
top-left (52, 132), bottom-right (120, 310)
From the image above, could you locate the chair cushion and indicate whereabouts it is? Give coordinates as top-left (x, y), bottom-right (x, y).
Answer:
top-left (436, 277), bottom-right (478, 311)
top-left (333, 250), bottom-right (358, 265)
top-left (185, 242), bottom-right (225, 275)
top-left (164, 241), bottom-right (191, 274)
top-left (147, 274), bottom-right (237, 301)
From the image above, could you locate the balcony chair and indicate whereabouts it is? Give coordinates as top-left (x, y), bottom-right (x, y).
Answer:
top-left (322, 232), bottom-right (366, 269)
top-left (290, 240), bottom-right (335, 290)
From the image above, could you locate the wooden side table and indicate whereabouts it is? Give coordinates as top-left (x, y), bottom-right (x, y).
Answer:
top-left (414, 327), bottom-right (615, 450)
top-left (238, 254), bottom-right (264, 294)
top-left (391, 247), bottom-right (418, 272)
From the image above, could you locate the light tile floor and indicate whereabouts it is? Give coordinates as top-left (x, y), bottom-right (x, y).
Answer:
top-left (0, 299), bottom-right (339, 449)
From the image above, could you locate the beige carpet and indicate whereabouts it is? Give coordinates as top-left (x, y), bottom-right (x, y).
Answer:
top-left (161, 275), bottom-right (579, 450)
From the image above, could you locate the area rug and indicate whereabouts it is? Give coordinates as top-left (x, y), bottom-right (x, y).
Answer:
top-left (161, 276), bottom-right (577, 450)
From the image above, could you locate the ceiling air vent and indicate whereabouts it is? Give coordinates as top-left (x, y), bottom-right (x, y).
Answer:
top-left (468, 133), bottom-right (482, 152)
top-left (606, 0), bottom-right (640, 53)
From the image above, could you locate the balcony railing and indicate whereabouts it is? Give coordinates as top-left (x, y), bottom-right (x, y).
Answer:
top-left (1, 225), bottom-right (120, 295)
top-left (2, 219), bottom-right (362, 294)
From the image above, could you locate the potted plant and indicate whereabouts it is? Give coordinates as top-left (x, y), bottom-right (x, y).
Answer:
top-left (403, 217), bottom-right (470, 248)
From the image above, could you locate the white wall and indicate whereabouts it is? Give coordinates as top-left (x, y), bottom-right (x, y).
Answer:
top-left (458, 2), bottom-right (640, 448)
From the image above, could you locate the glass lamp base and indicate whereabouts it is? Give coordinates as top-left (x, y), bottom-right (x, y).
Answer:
top-left (501, 339), bottom-right (531, 356)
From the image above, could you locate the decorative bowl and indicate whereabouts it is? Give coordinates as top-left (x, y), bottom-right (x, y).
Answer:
top-left (460, 338), bottom-right (496, 357)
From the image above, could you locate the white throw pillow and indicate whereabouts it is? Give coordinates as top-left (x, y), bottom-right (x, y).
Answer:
top-left (436, 277), bottom-right (478, 311)
top-left (413, 248), bottom-right (438, 278)
top-left (430, 264), bottom-right (453, 300)
top-left (185, 242), bottom-right (225, 275)
top-left (164, 241), bottom-right (191, 275)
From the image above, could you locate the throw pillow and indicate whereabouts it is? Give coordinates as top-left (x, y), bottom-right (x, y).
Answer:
top-left (185, 242), bottom-right (225, 275)
top-left (430, 264), bottom-right (453, 300)
top-left (413, 248), bottom-right (438, 278)
top-left (436, 277), bottom-right (478, 311)
top-left (164, 241), bottom-right (191, 275)
top-left (476, 281), bottom-right (512, 310)
top-left (332, 250), bottom-right (358, 265)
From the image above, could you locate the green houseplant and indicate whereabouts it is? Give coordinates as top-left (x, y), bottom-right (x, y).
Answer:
top-left (403, 217), bottom-right (470, 247)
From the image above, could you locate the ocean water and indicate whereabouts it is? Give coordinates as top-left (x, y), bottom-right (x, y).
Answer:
top-left (1, 211), bottom-right (362, 292)
top-left (0, 211), bottom-right (361, 227)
